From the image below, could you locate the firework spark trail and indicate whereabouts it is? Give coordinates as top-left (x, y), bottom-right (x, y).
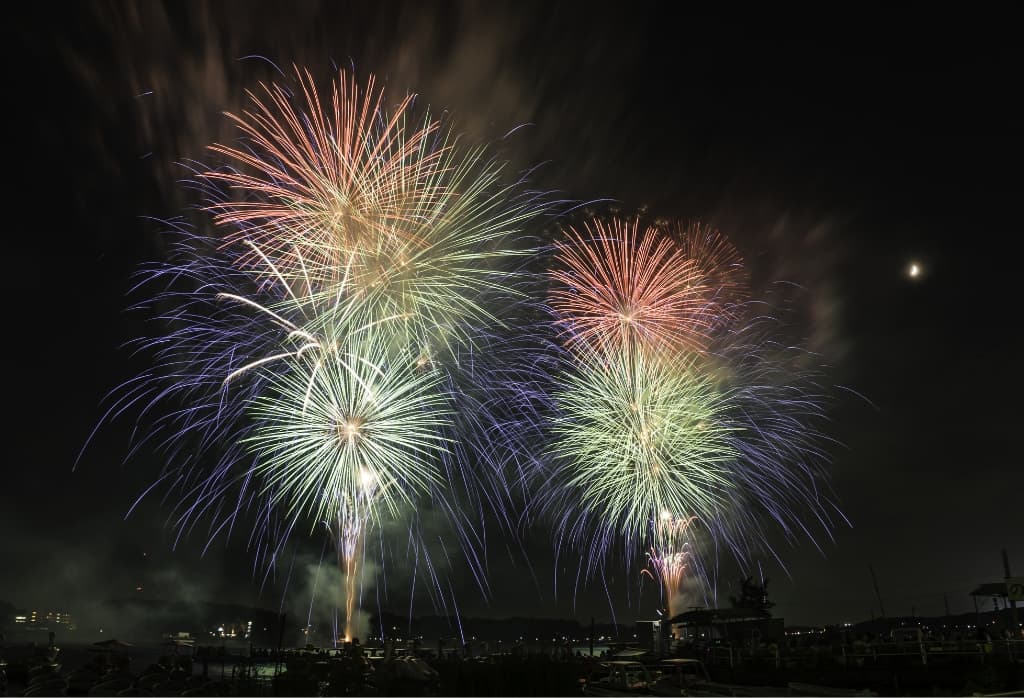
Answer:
top-left (642, 513), bottom-right (698, 621)
top-left (328, 471), bottom-right (379, 642)
top-left (76, 223), bottom-right (288, 565)
top-left (700, 307), bottom-right (846, 571)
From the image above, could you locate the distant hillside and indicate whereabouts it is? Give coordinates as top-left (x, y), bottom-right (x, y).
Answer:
top-left (74, 597), bottom-right (283, 644)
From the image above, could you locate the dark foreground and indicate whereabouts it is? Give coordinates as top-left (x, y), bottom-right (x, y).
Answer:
top-left (2, 639), bottom-right (1022, 696)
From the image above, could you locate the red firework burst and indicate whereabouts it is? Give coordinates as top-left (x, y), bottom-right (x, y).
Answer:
top-left (550, 217), bottom-right (711, 355)
top-left (672, 221), bottom-right (748, 334)
top-left (203, 65), bottom-right (449, 288)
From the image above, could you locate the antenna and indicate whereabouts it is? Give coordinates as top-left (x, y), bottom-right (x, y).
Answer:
top-left (869, 564), bottom-right (886, 618)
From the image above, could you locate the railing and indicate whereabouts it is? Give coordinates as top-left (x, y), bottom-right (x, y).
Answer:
top-left (702, 640), bottom-right (1024, 669)
top-left (706, 644), bottom-right (781, 668)
top-left (838, 639), bottom-right (1024, 666)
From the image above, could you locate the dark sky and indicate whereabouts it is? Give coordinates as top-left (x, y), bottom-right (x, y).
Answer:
top-left (6, 4), bottom-right (1022, 633)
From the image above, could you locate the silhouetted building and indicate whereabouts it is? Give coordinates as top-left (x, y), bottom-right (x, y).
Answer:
top-left (635, 620), bottom-right (662, 653)
top-left (671, 608), bottom-right (783, 647)
top-left (15, 609), bottom-right (76, 631)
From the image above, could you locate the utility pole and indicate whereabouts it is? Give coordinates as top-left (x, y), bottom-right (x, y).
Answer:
top-left (275, 611), bottom-right (286, 677)
top-left (1003, 548), bottom-right (1020, 639)
top-left (589, 617), bottom-right (595, 657)
top-left (869, 565), bottom-right (886, 618)
top-left (944, 595), bottom-right (950, 618)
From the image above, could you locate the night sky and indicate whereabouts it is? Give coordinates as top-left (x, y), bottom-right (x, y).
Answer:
top-left (6, 4), bottom-right (1022, 632)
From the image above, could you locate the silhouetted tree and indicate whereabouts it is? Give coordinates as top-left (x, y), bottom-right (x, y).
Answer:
top-left (729, 576), bottom-right (775, 616)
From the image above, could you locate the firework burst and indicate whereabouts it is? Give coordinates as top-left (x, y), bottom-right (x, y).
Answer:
top-left (244, 331), bottom-right (452, 526)
top-left (204, 67), bottom-right (441, 278)
top-left (671, 221), bottom-right (748, 336)
top-left (550, 217), bottom-right (711, 356)
top-left (87, 65), bottom-right (549, 643)
top-left (545, 346), bottom-right (738, 569)
top-left (243, 326), bottom-right (452, 640)
top-left (541, 215), bottom-right (842, 608)
top-left (204, 65), bottom-right (543, 360)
